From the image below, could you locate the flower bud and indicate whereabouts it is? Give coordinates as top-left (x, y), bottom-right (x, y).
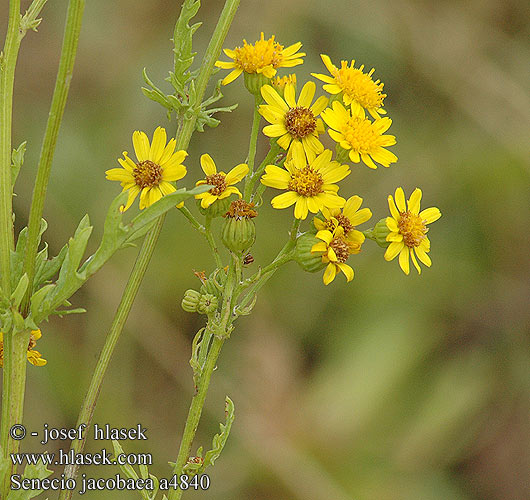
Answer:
top-left (373, 218), bottom-right (391, 248)
top-left (294, 233), bottom-right (326, 273)
top-left (271, 74), bottom-right (297, 97)
top-left (244, 72), bottom-right (271, 96)
top-left (197, 197), bottom-right (231, 218)
top-left (197, 293), bottom-right (219, 315)
top-left (181, 289), bottom-right (201, 313)
top-left (221, 200), bottom-right (257, 253)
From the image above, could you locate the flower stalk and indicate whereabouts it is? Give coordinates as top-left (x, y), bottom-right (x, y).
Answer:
top-left (59, 1), bottom-right (241, 497)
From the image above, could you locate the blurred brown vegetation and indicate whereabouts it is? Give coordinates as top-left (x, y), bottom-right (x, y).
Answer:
top-left (1, 0), bottom-right (529, 498)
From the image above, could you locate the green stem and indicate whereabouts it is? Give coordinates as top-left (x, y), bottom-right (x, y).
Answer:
top-left (178, 206), bottom-right (205, 234)
top-left (243, 95), bottom-right (261, 199)
top-left (60, 1), bottom-right (240, 497)
top-left (168, 254), bottom-right (239, 500)
top-left (58, 216), bottom-right (165, 500)
top-left (0, 3), bottom-right (21, 496)
top-left (1, 329), bottom-right (30, 498)
top-left (204, 215), bottom-right (222, 268)
top-left (0, 0), bottom-right (20, 295)
top-left (21, 0), bottom-right (86, 314)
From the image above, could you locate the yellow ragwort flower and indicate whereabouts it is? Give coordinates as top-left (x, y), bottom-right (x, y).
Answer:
top-left (311, 226), bottom-right (362, 285)
top-left (195, 154), bottom-right (249, 209)
top-left (312, 54), bottom-right (387, 119)
top-left (0, 329), bottom-right (47, 367)
top-left (271, 73), bottom-right (297, 95)
top-left (384, 187), bottom-right (441, 275)
top-left (314, 195), bottom-right (372, 245)
top-left (260, 81), bottom-right (328, 162)
top-left (261, 148), bottom-right (350, 220)
top-left (106, 127), bottom-right (187, 212)
top-left (215, 33), bottom-right (305, 85)
top-left (321, 101), bottom-right (397, 169)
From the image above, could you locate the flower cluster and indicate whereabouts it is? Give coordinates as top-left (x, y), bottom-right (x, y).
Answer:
top-left (106, 33), bottom-right (441, 285)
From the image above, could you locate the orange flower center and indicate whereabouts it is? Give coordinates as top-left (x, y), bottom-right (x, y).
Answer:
top-left (224, 200), bottom-right (258, 219)
top-left (133, 160), bottom-right (162, 189)
top-left (398, 211), bottom-right (427, 247)
top-left (288, 166), bottom-right (323, 197)
top-left (329, 237), bottom-right (351, 263)
top-left (206, 173), bottom-right (227, 196)
top-left (325, 214), bottom-right (353, 234)
top-left (285, 106), bottom-right (316, 139)
top-left (343, 117), bottom-right (381, 153)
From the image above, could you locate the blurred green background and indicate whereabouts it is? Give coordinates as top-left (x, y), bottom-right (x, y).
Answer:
top-left (2, 0), bottom-right (529, 498)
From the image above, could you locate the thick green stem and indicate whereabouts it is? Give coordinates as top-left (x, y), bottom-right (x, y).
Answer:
top-left (21, 0), bottom-right (86, 314)
top-left (0, 3), bottom-right (21, 496)
top-left (1, 329), bottom-right (30, 498)
top-left (60, 1), bottom-right (240, 497)
top-left (168, 254), bottom-right (239, 500)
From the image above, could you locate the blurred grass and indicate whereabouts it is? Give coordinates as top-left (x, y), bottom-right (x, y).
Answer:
top-left (1, 0), bottom-right (529, 498)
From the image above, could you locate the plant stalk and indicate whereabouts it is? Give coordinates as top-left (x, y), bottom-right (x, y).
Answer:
top-left (59, 1), bottom-right (240, 497)
top-left (21, 0), bottom-right (86, 315)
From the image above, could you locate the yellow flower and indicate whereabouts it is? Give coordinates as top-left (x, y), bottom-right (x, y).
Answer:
top-left (271, 73), bottom-right (297, 95)
top-left (312, 54), bottom-right (387, 119)
top-left (106, 127), bottom-right (187, 212)
top-left (314, 195), bottom-right (372, 245)
top-left (195, 154), bottom-right (249, 209)
top-left (261, 148), bottom-right (350, 220)
top-left (259, 81), bottom-right (328, 162)
top-left (0, 329), bottom-right (47, 367)
top-left (215, 33), bottom-right (305, 85)
top-left (384, 187), bottom-right (441, 275)
top-left (311, 226), bottom-right (362, 285)
top-left (321, 101), bottom-right (397, 169)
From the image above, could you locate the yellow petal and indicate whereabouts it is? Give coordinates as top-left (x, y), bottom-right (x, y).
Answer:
top-left (132, 131), bottom-right (150, 162)
top-left (271, 191), bottom-right (298, 209)
top-left (284, 83), bottom-right (296, 108)
top-left (323, 262), bottom-right (338, 285)
top-left (200, 154), bottom-right (217, 175)
top-left (420, 207), bottom-right (442, 224)
top-left (398, 247), bottom-right (410, 275)
top-left (407, 188), bottom-right (422, 215)
top-left (120, 186), bottom-right (140, 212)
top-left (149, 126), bottom-right (167, 163)
top-left (384, 241), bottom-right (404, 261)
top-left (260, 85), bottom-right (289, 112)
top-left (294, 197), bottom-right (308, 219)
top-left (225, 163), bottom-right (249, 185)
top-left (337, 263), bottom-right (354, 282)
top-left (297, 81), bottom-right (316, 108)
top-left (394, 187), bottom-right (406, 212)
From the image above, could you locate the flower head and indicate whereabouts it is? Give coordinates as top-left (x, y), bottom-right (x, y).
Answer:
top-left (314, 195), bottom-right (372, 245)
top-left (261, 148), bottom-right (350, 220)
top-left (0, 329), bottom-right (47, 367)
top-left (384, 187), bottom-right (441, 274)
top-left (321, 101), bottom-right (397, 169)
top-left (215, 33), bottom-right (305, 86)
top-left (311, 226), bottom-right (362, 285)
top-left (313, 54), bottom-right (387, 119)
top-left (106, 127), bottom-right (187, 212)
top-left (260, 81), bottom-right (328, 162)
top-left (271, 73), bottom-right (297, 95)
top-left (195, 154), bottom-right (249, 209)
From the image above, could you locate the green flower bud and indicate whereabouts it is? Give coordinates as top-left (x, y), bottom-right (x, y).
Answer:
top-left (295, 233), bottom-right (326, 273)
top-left (181, 289), bottom-right (201, 313)
top-left (221, 200), bottom-right (257, 253)
top-left (244, 71), bottom-right (271, 96)
top-left (373, 218), bottom-right (391, 248)
top-left (197, 196), bottom-right (232, 219)
top-left (222, 217), bottom-right (256, 253)
top-left (197, 293), bottom-right (219, 315)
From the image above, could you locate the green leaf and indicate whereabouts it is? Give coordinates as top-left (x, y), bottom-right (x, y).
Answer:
top-left (11, 274), bottom-right (29, 308)
top-left (199, 396), bottom-right (235, 472)
top-left (11, 141), bottom-right (26, 188)
top-left (7, 459), bottom-right (52, 500)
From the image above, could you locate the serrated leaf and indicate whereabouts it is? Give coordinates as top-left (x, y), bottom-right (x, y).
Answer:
top-left (112, 440), bottom-right (139, 481)
top-left (34, 244), bottom-right (68, 289)
top-left (11, 274), bottom-right (29, 308)
top-left (200, 396), bottom-right (235, 472)
top-left (7, 459), bottom-right (52, 500)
